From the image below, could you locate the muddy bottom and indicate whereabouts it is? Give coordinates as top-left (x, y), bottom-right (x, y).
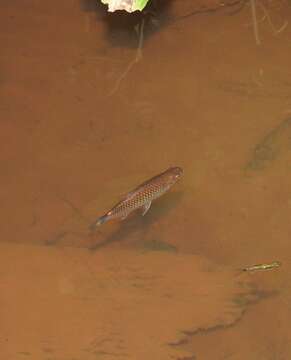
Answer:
top-left (1, 242), bottom-right (261, 360)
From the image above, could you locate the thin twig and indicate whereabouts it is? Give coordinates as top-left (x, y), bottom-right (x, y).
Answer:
top-left (257, 0), bottom-right (288, 34)
top-left (168, 0), bottom-right (246, 23)
top-left (246, 0), bottom-right (288, 44)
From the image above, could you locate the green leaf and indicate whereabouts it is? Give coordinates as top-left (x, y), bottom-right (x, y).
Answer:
top-left (133, 0), bottom-right (150, 11)
top-left (100, 0), bottom-right (150, 13)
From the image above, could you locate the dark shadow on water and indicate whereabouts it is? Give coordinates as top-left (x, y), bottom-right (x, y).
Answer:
top-left (79, 0), bottom-right (245, 50)
top-left (245, 117), bottom-right (291, 173)
top-left (89, 191), bottom-right (183, 251)
top-left (79, 0), bottom-right (174, 48)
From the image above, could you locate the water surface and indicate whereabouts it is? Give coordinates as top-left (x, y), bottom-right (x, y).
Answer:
top-left (1, 0), bottom-right (291, 358)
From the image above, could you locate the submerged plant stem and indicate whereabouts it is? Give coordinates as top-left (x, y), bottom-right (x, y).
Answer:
top-left (108, 18), bottom-right (145, 96)
top-left (250, 0), bottom-right (261, 45)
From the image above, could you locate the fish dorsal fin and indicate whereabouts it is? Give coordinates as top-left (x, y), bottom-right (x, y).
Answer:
top-left (119, 180), bottom-right (147, 201)
top-left (120, 187), bottom-right (140, 201)
top-left (118, 172), bottom-right (154, 202)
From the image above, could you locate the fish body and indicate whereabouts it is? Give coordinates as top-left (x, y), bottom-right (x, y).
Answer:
top-left (92, 166), bottom-right (183, 228)
top-left (242, 261), bottom-right (281, 272)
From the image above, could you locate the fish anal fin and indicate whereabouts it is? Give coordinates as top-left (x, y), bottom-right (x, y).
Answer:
top-left (121, 213), bottom-right (129, 220)
top-left (141, 201), bottom-right (151, 216)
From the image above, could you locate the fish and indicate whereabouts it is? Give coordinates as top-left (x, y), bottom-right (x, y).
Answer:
top-left (91, 166), bottom-right (183, 228)
top-left (241, 261), bottom-right (282, 272)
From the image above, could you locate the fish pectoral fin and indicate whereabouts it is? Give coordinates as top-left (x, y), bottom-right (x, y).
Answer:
top-left (141, 201), bottom-right (151, 216)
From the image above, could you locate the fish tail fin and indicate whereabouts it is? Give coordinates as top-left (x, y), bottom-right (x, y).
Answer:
top-left (89, 214), bottom-right (108, 231)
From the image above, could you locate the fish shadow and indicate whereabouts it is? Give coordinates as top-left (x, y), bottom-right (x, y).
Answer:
top-left (89, 191), bottom-right (183, 251)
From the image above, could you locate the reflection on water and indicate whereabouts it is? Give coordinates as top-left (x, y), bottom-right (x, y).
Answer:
top-left (1, 0), bottom-right (291, 359)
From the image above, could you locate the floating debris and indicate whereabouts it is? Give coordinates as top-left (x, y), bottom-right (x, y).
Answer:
top-left (242, 261), bottom-right (282, 272)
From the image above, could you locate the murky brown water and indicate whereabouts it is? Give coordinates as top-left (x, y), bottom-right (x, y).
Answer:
top-left (1, 0), bottom-right (291, 359)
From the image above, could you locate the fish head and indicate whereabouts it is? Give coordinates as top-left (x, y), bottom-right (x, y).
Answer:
top-left (166, 166), bottom-right (183, 185)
